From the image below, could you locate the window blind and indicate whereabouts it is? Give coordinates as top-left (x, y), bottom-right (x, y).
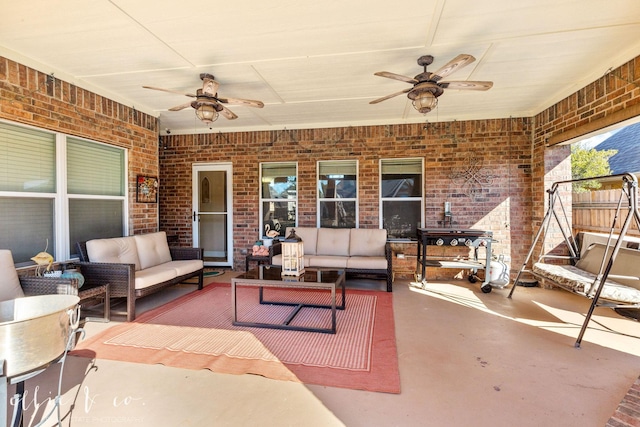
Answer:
top-left (261, 162), bottom-right (296, 179)
top-left (319, 160), bottom-right (357, 175)
top-left (0, 122), bottom-right (55, 192)
top-left (381, 158), bottom-right (422, 174)
top-left (67, 138), bottom-right (124, 196)
top-left (0, 197), bottom-right (54, 264)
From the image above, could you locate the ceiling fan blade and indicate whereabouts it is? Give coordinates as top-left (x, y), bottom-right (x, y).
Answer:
top-left (219, 105), bottom-right (238, 120)
top-left (431, 54), bottom-right (476, 81)
top-left (369, 88), bottom-right (412, 104)
top-left (201, 76), bottom-right (220, 97)
top-left (142, 86), bottom-right (196, 97)
top-left (440, 81), bottom-right (493, 91)
top-left (374, 71), bottom-right (417, 84)
top-left (168, 102), bottom-right (193, 111)
top-left (218, 97), bottom-right (265, 108)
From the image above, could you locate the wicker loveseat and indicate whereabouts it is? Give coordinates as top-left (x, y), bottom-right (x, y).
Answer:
top-left (270, 227), bottom-right (393, 292)
top-left (76, 231), bottom-right (203, 321)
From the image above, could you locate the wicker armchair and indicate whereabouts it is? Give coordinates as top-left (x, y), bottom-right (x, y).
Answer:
top-left (1, 249), bottom-right (79, 301)
top-left (1, 249), bottom-right (111, 323)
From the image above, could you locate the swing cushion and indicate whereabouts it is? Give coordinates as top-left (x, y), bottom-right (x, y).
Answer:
top-left (533, 243), bottom-right (640, 304)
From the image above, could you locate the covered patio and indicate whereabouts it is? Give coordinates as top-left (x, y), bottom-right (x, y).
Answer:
top-left (10, 273), bottom-right (640, 426)
top-left (2, 2), bottom-right (640, 426)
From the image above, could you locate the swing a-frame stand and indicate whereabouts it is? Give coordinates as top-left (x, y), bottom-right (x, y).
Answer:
top-left (508, 173), bottom-right (640, 348)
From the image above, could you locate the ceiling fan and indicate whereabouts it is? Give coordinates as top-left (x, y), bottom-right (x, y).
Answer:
top-left (143, 73), bottom-right (264, 124)
top-left (370, 54), bottom-right (493, 114)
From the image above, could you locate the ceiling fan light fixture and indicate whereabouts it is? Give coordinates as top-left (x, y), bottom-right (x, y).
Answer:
top-left (412, 91), bottom-right (438, 114)
top-left (195, 103), bottom-right (219, 124)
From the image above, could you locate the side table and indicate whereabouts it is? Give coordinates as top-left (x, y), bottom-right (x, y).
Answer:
top-left (245, 254), bottom-right (270, 272)
top-left (78, 283), bottom-right (110, 322)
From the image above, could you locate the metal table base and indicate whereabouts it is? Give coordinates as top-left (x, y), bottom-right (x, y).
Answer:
top-left (232, 267), bottom-right (346, 334)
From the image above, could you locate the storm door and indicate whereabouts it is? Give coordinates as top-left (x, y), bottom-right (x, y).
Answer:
top-left (192, 163), bottom-right (233, 266)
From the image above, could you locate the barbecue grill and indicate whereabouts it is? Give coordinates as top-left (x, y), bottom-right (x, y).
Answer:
top-left (416, 228), bottom-right (493, 292)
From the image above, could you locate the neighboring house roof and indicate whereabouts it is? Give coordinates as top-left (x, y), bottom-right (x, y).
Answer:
top-left (596, 122), bottom-right (640, 174)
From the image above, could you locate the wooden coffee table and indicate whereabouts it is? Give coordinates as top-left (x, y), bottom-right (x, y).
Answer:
top-left (231, 266), bottom-right (346, 334)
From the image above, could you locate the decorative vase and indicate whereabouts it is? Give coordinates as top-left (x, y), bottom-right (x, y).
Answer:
top-left (61, 269), bottom-right (85, 288)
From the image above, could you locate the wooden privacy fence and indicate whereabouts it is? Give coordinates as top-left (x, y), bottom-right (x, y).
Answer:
top-left (573, 189), bottom-right (640, 237)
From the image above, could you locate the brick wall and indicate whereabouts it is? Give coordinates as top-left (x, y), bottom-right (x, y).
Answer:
top-left (160, 118), bottom-right (533, 276)
top-left (0, 56), bottom-right (159, 235)
top-left (606, 374), bottom-right (640, 427)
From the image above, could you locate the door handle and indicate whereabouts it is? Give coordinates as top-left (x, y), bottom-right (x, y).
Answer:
top-left (193, 211), bottom-right (197, 222)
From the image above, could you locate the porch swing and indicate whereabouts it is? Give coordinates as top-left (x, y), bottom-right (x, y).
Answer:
top-left (508, 173), bottom-right (640, 348)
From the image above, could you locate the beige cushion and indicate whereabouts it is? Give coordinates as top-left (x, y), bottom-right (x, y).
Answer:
top-left (271, 254), bottom-right (315, 267)
top-left (578, 232), bottom-right (640, 254)
top-left (271, 254), bottom-right (282, 266)
top-left (134, 264), bottom-right (177, 290)
top-left (347, 256), bottom-right (387, 270)
top-left (316, 228), bottom-right (350, 256)
top-left (86, 236), bottom-right (141, 271)
top-left (307, 255), bottom-right (348, 269)
top-left (350, 229), bottom-right (387, 257)
top-left (170, 259), bottom-right (204, 276)
top-left (286, 227), bottom-right (318, 256)
top-left (576, 243), bottom-right (640, 289)
top-left (271, 254), bottom-right (314, 268)
top-left (0, 250), bottom-right (25, 301)
top-left (134, 232), bottom-right (172, 270)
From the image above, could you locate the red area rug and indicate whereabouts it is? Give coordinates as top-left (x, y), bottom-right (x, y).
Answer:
top-left (71, 283), bottom-right (400, 393)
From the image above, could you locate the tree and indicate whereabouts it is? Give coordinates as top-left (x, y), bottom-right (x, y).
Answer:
top-left (571, 144), bottom-right (617, 192)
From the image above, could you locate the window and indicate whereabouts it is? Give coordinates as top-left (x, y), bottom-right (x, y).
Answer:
top-left (0, 121), bottom-right (127, 265)
top-left (260, 162), bottom-right (297, 239)
top-left (67, 137), bottom-right (126, 255)
top-left (380, 158), bottom-right (424, 239)
top-left (317, 160), bottom-right (357, 228)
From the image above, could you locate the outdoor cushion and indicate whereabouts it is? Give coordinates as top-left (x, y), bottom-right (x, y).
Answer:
top-left (533, 262), bottom-right (592, 294)
top-left (347, 256), bottom-right (387, 270)
top-left (135, 232), bottom-right (172, 270)
top-left (307, 255), bottom-right (348, 269)
top-left (171, 259), bottom-right (205, 276)
top-left (0, 250), bottom-right (25, 302)
top-left (533, 262), bottom-right (640, 304)
top-left (350, 229), bottom-right (387, 257)
top-left (578, 232), bottom-right (640, 254)
top-left (134, 264), bottom-right (178, 290)
top-left (576, 243), bottom-right (640, 289)
top-left (316, 228), bottom-right (350, 256)
top-left (86, 236), bottom-right (141, 271)
top-left (286, 227), bottom-right (318, 255)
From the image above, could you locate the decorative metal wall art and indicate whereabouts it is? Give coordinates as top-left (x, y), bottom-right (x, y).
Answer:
top-left (450, 155), bottom-right (494, 200)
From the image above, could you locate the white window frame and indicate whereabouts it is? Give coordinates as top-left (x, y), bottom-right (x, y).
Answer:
top-left (0, 119), bottom-right (128, 264)
top-left (259, 161), bottom-right (298, 239)
top-left (316, 159), bottom-right (359, 228)
top-left (379, 157), bottom-right (425, 239)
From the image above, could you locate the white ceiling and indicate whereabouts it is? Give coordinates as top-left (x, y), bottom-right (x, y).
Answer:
top-left (1, 0), bottom-right (640, 135)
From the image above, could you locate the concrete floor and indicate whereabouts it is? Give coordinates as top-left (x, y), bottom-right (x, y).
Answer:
top-left (7, 272), bottom-right (640, 427)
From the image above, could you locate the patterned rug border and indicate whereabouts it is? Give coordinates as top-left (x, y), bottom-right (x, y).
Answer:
top-left (72, 282), bottom-right (400, 393)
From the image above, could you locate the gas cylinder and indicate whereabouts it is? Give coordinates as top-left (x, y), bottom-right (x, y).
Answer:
top-left (488, 254), bottom-right (510, 288)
